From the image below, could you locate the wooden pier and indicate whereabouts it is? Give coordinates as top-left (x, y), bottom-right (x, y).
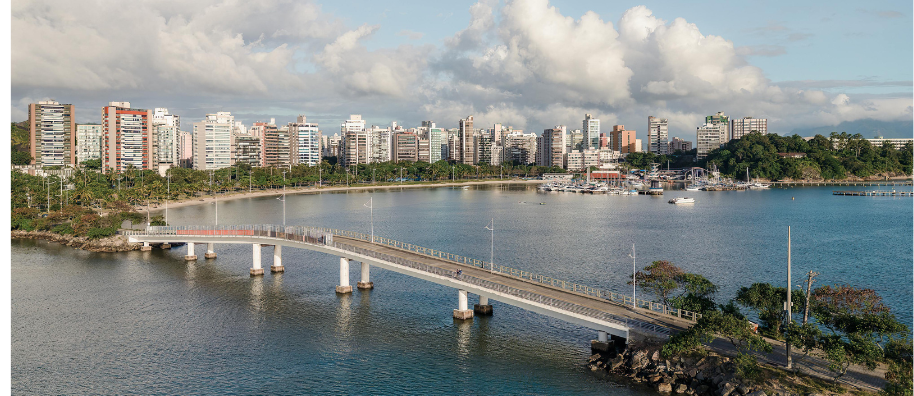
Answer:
top-left (833, 190), bottom-right (913, 197)
top-left (772, 180), bottom-right (912, 187)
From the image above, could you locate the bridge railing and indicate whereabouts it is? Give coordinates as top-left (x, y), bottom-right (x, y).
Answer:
top-left (332, 242), bottom-right (671, 337)
top-left (125, 225), bottom-right (700, 323)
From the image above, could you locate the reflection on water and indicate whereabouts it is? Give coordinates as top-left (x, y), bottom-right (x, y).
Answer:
top-left (12, 184), bottom-right (911, 394)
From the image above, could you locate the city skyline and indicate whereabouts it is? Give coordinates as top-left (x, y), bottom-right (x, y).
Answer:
top-left (11, 0), bottom-right (913, 142)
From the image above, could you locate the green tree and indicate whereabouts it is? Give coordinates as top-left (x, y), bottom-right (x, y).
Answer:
top-left (734, 282), bottom-right (804, 337)
top-left (631, 261), bottom-right (718, 313)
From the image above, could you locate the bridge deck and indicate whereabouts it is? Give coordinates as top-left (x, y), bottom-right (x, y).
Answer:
top-left (336, 236), bottom-right (693, 333)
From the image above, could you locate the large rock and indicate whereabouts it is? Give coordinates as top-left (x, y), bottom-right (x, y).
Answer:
top-left (651, 350), bottom-right (661, 361)
top-left (717, 381), bottom-right (738, 396)
top-left (631, 350), bottom-right (649, 370)
top-left (608, 355), bottom-right (625, 370)
top-left (657, 383), bottom-right (673, 393)
top-left (675, 384), bottom-right (689, 394)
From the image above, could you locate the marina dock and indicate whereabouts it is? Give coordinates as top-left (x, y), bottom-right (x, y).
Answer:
top-left (833, 190), bottom-right (913, 197)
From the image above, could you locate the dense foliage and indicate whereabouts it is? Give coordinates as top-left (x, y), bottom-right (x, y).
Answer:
top-left (630, 260), bottom-right (718, 313)
top-left (11, 122), bottom-right (31, 165)
top-left (704, 132), bottom-right (913, 180)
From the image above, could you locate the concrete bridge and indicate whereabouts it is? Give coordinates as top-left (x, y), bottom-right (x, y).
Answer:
top-left (125, 225), bottom-right (699, 350)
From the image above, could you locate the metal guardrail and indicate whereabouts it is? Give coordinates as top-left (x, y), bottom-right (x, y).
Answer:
top-left (125, 225), bottom-right (699, 324)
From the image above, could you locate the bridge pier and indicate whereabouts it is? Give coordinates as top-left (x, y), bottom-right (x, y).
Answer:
top-left (141, 241), bottom-right (152, 251)
top-left (453, 289), bottom-right (473, 320)
top-left (336, 257), bottom-right (352, 294)
top-left (250, 244), bottom-right (264, 276)
top-left (270, 245), bottom-right (284, 273)
top-left (161, 243), bottom-right (171, 249)
top-left (184, 242), bottom-right (197, 261)
top-left (205, 243), bottom-right (217, 259)
top-left (357, 262), bottom-right (373, 290)
top-left (474, 295), bottom-right (493, 315)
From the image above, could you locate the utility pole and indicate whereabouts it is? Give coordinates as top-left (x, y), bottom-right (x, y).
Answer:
top-left (166, 174), bottom-right (170, 225)
top-left (485, 218), bottom-right (495, 272)
top-left (629, 244), bottom-right (637, 309)
top-left (803, 271), bottom-right (819, 325)
top-left (786, 226), bottom-right (793, 370)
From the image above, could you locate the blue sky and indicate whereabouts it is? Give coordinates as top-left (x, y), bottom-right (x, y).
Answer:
top-left (11, 0), bottom-right (914, 140)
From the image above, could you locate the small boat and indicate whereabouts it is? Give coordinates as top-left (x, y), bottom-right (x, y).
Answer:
top-left (685, 185), bottom-right (700, 192)
top-left (669, 197), bottom-right (695, 204)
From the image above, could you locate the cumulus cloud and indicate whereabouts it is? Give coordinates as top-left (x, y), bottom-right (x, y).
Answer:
top-left (10, 0), bottom-right (912, 139)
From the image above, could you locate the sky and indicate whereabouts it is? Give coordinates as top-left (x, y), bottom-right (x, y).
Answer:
top-left (10, 0), bottom-right (914, 142)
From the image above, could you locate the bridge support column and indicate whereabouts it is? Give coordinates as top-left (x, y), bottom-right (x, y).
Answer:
top-left (453, 289), bottom-right (473, 320)
top-left (336, 257), bottom-right (352, 294)
top-left (184, 242), bottom-right (197, 261)
top-left (250, 244), bottom-right (264, 276)
top-left (357, 262), bottom-right (373, 290)
top-left (270, 245), bottom-right (284, 273)
top-left (161, 243), bottom-right (171, 249)
top-left (141, 241), bottom-right (152, 251)
top-left (205, 243), bottom-right (217, 259)
top-left (591, 331), bottom-right (611, 353)
top-left (474, 295), bottom-right (492, 316)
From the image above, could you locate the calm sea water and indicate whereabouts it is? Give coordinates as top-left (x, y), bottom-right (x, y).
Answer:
top-left (12, 183), bottom-right (913, 394)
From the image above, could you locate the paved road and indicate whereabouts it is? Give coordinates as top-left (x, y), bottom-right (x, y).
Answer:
top-left (338, 236), bottom-right (694, 333)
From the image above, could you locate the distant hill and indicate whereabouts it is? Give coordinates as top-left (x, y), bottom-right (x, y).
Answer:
top-left (790, 119), bottom-right (913, 139)
top-left (11, 121), bottom-right (31, 165)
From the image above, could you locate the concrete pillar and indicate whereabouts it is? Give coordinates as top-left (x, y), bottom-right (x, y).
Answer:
top-left (357, 261), bottom-right (373, 290)
top-left (270, 245), bottom-right (284, 273)
top-left (205, 242), bottom-right (217, 259)
top-left (591, 330), bottom-right (611, 353)
top-left (161, 243), bottom-right (171, 249)
top-left (141, 241), bottom-right (152, 251)
top-left (184, 242), bottom-right (197, 261)
top-left (453, 289), bottom-right (473, 320)
top-left (474, 295), bottom-right (493, 316)
top-left (336, 257), bottom-right (352, 294)
top-left (250, 244), bottom-right (264, 276)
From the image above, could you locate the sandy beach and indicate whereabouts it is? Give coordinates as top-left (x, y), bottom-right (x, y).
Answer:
top-left (139, 179), bottom-right (545, 214)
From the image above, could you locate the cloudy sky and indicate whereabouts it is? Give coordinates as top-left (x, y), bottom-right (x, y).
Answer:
top-left (11, 0), bottom-right (913, 141)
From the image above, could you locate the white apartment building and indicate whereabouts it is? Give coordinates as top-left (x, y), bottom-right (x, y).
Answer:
top-left (730, 117), bottom-right (767, 140)
top-left (696, 123), bottom-right (728, 159)
top-left (102, 102), bottom-right (154, 172)
top-left (155, 125), bottom-right (180, 175)
top-left (583, 114), bottom-right (600, 150)
top-left (192, 112), bottom-right (235, 170)
top-left (29, 100), bottom-right (77, 167)
top-left (342, 115), bottom-right (370, 166)
top-left (370, 125), bottom-right (392, 163)
top-left (428, 127), bottom-right (445, 163)
top-left (289, 115), bottom-right (321, 166)
top-left (76, 124), bottom-right (103, 164)
top-left (647, 116), bottom-right (669, 155)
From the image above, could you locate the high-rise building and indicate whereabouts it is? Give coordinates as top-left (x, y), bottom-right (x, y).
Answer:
top-left (504, 132), bottom-right (537, 165)
top-left (670, 136), bottom-right (693, 152)
top-left (192, 112), bottom-right (235, 170)
top-left (76, 124), bottom-right (103, 164)
top-left (323, 133), bottom-right (342, 159)
top-left (393, 132), bottom-right (419, 162)
top-left (155, 125), bottom-right (180, 174)
top-left (696, 123), bottom-right (727, 159)
top-left (152, 108), bottom-right (180, 129)
top-left (417, 138), bottom-right (430, 163)
top-left (458, 116), bottom-right (475, 165)
top-left (29, 100), bottom-right (76, 167)
top-left (610, 125), bottom-right (638, 154)
top-left (234, 135), bottom-right (262, 167)
top-left (428, 127), bottom-right (445, 163)
top-left (178, 130), bottom-right (193, 168)
top-left (265, 125), bottom-right (292, 168)
top-left (567, 129), bottom-right (584, 152)
top-left (537, 126), bottom-right (567, 168)
top-left (730, 117), bottom-right (767, 140)
top-left (342, 115), bottom-right (370, 166)
top-left (370, 125), bottom-right (392, 163)
top-left (583, 114), bottom-right (600, 150)
top-left (289, 115), bottom-right (321, 166)
top-left (101, 102), bottom-right (154, 172)
top-left (706, 112), bottom-right (730, 141)
top-left (647, 116), bottom-right (669, 155)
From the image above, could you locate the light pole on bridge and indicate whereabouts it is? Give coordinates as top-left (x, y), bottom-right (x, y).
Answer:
top-left (629, 244), bottom-right (636, 309)
top-left (485, 218), bottom-right (495, 272)
top-left (364, 196), bottom-right (374, 243)
top-left (282, 171), bottom-right (287, 226)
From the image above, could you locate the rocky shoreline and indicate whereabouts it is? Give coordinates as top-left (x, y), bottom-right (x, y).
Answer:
top-left (11, 230), bottom-right (141, 252)
top-left (588, 342), bottom-right (841, 396)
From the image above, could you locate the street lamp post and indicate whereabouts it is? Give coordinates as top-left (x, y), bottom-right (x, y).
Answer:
top-left (282, 171), bottom-right (287, 226)
top-left (166, 174), bottom-right (170, 224)
top-left (629, 244), bottom-right (637, 309)
top-left (485, 218), bottom-right (495, 272)
top-left (786, 226), bottom-right (793, 369)
top-left (363, 196), bottom-right (374, 243)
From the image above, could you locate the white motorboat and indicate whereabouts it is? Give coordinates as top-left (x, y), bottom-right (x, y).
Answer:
top-left (685, 185), bottom-right (700, 191)
top-left (669, 197), bottom-right (696, 204)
